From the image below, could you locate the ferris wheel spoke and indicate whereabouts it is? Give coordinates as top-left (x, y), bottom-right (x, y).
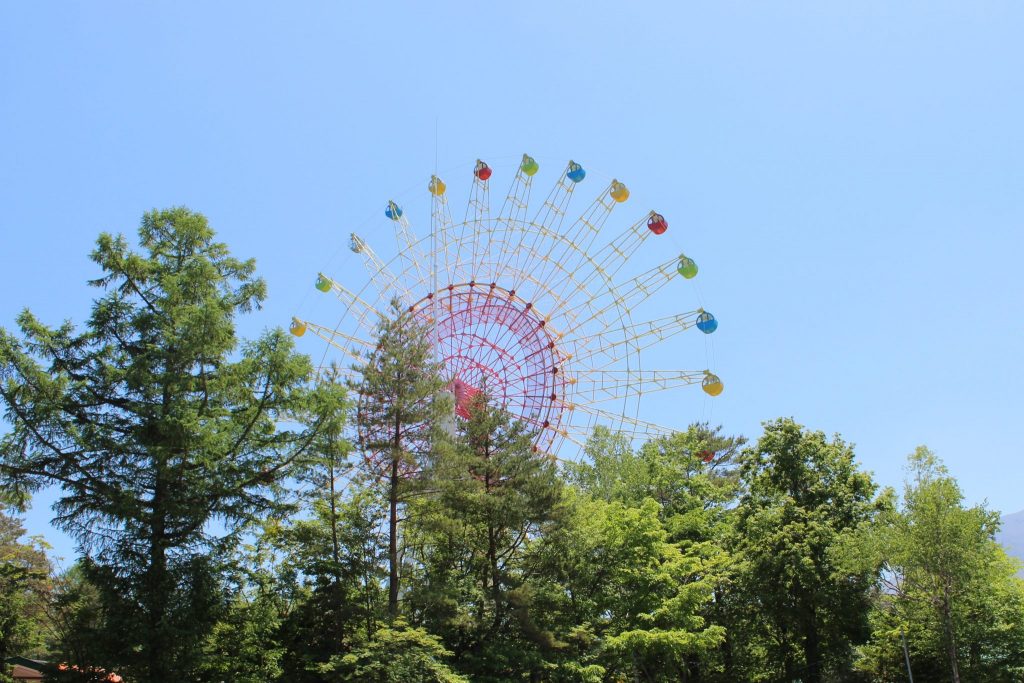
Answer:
top-left (293, 319), bottom-right (374, 364)
top-left (513, 410), bottom-right (578, 443)
top-left (496, 154), bottom-right (536, 225)
top-left (484, 154), bottom-right (536, 278)
top-left (460, 162), bottom-right (492, 282)
top-left (313, 273), bottom-right (384, 336)
top-left (528, 181), bottom-right (623, 294)
top-left (531, 161), bottom-right (579, 232)
top-left (564, 403), bottom-right (680, 440)
top-left (479, 222), bottom-right (615, 328)
top-left (385, 201), bottom-right (431, 288)
top-left (545, 213), bottom-right (654, 305)
top-left (503, 162), bottom-right (579, 288)
top-left (310, 365), bottom-right (360, 385)
top-left (428, 180), bottom-right (461, 287)
top-left (554, 256), bottom-right (679, 336)
top-left (571, 369), bottom-right (707, 404)
top-left (348, 232), bottom-right (416, 303)
top-left (566, 310), bottom-right (706, 364)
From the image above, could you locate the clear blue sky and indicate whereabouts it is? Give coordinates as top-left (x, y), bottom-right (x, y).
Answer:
top-left (2, 2), bottom-right (1022, 561)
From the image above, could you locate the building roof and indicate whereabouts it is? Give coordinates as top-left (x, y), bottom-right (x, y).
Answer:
top-left (5, 658), bottom-right (46, 681)
top-left (5, 657), bottom-right (123, 682)
top-left (11, 663), bottom-right (44, 680)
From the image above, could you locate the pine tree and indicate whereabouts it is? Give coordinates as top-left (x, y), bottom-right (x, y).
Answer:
top-left (352, 300), bottom-right (447, 620)
top-left (404, 390), bottom-right (565, 679)
top-left (0, 208), bottom-right (332, 681)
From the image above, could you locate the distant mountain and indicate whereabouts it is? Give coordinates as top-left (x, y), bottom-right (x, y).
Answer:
top-left (997, 509), bottom-right (1024, 576)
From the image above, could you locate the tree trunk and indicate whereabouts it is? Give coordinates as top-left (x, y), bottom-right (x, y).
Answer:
top-left (803, 612), bottom-right (822, 683)
top-left (484, 464), bottom-right (502, 631)
top-left (716, 586), bottom-right (735, 679)
top-left (685, 653), bottom-right (701, 682)
top-left (329, 458), bottom-right (341, 572)
top-left (968, 640), bottom-right (980, 674)
top-left (779, 622), bottom-right (795, 683)
top-left (388, 453), bottom-right (400, 620)
top-left (146, 475), bottom-right (171, 683)
top-left (488, 522), bottom-right (501, 629)
top-left (941, 595), bottom-right (960, 683)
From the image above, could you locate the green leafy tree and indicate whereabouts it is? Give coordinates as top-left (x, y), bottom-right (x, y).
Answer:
top-left (569, 425), bottom-right (745, 680)
top-left (195, 577), bottom-right (286, 683)
top-left (274, 484), bottom-right (387, 682)
top-left (732, 418), bottom-right (880, 683)
top-left (352, 300), bottom-right (446, 620)
top-left (0, 208), bottom-right (331, 681)
top-left (43, 563), bottom-right (114, 678)
top-left (324, 620), bottom-right (468, 682)
top-left (529, 493), bottom-right (724, 681)
top-left (0, 506), bottom-right (51, 673)
top-left (568, 424), bottom-right (744, 518)
top-left (848, 447), bottom-right (1024, 682)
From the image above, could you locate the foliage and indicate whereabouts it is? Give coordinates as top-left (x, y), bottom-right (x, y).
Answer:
top-left (0, 208), bottom-right (331, 681)
top-left (407, 391), bottom-right (564, 680)
top-left (0, 506), bottom-right (51, 672)
top-left (5, 220), bottom-right (1023, 683)
top-left (324, 620), bottom-right (468, 683)
top-left (42, 563), bottom-right (117, 680)
top-left (846, 447), bottom-right (1024, 682)
top-left (529, 492), bottom-right (724, 681)
top-left (352, 299), bottom-right (447, 620)
top-left (568, 424), bottom-right (744, 681)
top-left (274, 486), bottom-right (387, 682)
top-left (730, 417), bottom-right (880, 683)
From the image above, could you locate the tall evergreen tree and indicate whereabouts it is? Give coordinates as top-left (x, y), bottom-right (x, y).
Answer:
top-left (353, 300), bottom-right (446, 620)
top-left (266, 366), bottom-right (390, 680)
top-left (0, 208), bottom-right (331, 681)
top-left (408, 390), bottom-right (564, 680)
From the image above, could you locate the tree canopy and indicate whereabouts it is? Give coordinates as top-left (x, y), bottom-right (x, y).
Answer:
top-left (2, 213), bottom-right (1022, 683)
top-left (0, 208), bottom-right (333, 681)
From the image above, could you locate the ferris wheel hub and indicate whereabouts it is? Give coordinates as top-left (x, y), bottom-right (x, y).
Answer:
top-left (413, 281), bottom-right (568, 451)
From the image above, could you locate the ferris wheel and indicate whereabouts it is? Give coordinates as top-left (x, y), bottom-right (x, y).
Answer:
top-left (290, 154), bottom-right (723, 459)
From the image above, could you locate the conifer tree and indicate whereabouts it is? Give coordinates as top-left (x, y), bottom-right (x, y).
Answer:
top-left (0, 208), bottom-right (332, 681)
top-left (404, 390), bottom-right (564, 678)
top-left (353, 301), bottom-right (446, 620)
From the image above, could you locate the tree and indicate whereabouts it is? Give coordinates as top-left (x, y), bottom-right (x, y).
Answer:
top-left (273, 484), bottom-right (387, 682)
top-left (848, 447), bottom-right (1024, 682)
top-left (42, 563), bottom-right (113, 679)
top-left (0, 208), bottom-right (330, 681)
top-left (569, 424), bottom-right (745, 681)
top-left (529, 494), bottom-right (724, 681)
top-left (194, 577), bottom-right (286, 683)
top-left (324, 620), bottom-right (468, 683)
top-left (407, 391), bottom-right (564, 679)
top-left (568, 424), bottom-right (745, 521)
top-left (0, 505), bottom-right (50, 673)
top-left (732, 418), bottom-right (880, 683)
top-left (352, 300), bottom-right (447, 620)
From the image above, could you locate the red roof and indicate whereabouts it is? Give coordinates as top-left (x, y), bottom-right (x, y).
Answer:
top-left (11, 664), bottom-right (44, 681)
